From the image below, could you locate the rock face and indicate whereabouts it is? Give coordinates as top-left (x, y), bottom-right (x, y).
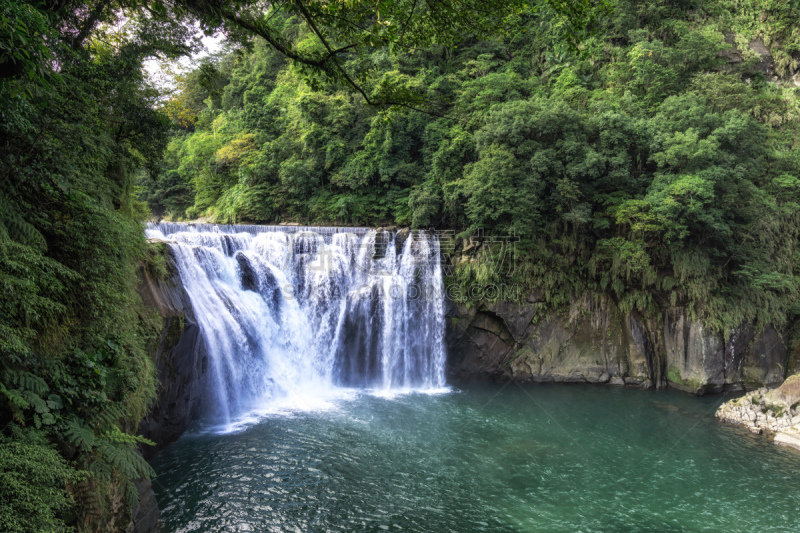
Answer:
top-left (447, 296), bottom-right (651, 386)
top-left (446, 296), bottom-right (797, 392)
top-left (663, 310), bottom-right (790, 393)
top-left (138, 245), bottom-right (212, 458)
top-left (716, 375), bottom-right (800, 451)
top-left (125, 479), bottom-right (160, 533)
top-left (130, 242), bottom-right (217, 533)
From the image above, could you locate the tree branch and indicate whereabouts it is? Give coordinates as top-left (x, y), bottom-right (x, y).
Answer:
top-left (213, 2), bottom-right (453, 115)
top-left (72, 0), bottom-right (113, 50)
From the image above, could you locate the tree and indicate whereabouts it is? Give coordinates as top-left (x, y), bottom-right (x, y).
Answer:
top-left (156, 0), bottom-right (611, 108)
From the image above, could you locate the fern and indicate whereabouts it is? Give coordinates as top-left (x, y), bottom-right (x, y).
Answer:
top-left (0, 195), bottom-right (46, 250)
top-left (0, 371), bottom-right (57, 426)
top-left (88, 458), bottom-right (113, 483)
top-left (99, 442), bottom-right (155, 480)
top-left (64, 419), bottom-right (97, 452)
top-left (123, 479), bottom-right (140, 508)
top-left (103, 427), bottom-right (155, 447)
top-left (8, 370), bottom-right (49, 396)
top-left (74, 478), bottom-right (105, 524)
top-left (1, 384), bottom-right (29, 411)
top-left (92, 402), bottom-right (128, 431)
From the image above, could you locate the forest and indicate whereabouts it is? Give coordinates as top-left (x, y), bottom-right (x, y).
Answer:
top-left (2, 0), bottom-right (800, 531)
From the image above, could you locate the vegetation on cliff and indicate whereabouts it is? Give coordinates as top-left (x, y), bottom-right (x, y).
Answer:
top-left (0, 1), bottom-right (183, 530)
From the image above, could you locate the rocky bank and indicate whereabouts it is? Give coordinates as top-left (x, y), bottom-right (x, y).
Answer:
top-left (715, 375), bottom-right (800, 451)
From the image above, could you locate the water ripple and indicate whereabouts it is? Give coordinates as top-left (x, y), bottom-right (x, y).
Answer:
top-left (153, 384), bottom-right (800, 532)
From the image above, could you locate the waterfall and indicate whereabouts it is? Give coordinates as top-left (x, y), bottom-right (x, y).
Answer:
top-left (146, 222), bottom-right (447, 424)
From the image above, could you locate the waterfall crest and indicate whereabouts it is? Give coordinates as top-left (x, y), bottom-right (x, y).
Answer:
top-left (146, 223), bottom-right (447, 424)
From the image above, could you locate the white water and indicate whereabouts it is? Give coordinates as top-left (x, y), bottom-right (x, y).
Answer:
top-left (146, 223), bottom-right (447, 426)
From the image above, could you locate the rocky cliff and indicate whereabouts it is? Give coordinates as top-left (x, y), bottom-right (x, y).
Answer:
top-left (446, 294), bottom-right (799, 393)
top-left (133, 231), bottom-right (800, 532)
top-left (139, 236), bottom-right (800, 449)
top-left (121, 241), bottom-right (213, 533)
top-left (138, 241), bottom-right (212, 458)
top-left (140, 237), bottom-right (800, 451)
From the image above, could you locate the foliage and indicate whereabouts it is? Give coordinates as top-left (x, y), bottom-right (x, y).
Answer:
top-left (1, 1), bottom-right (610, 530)
top-left (0, 426), bottom-right (84, 533)
top-left (4, 0), bottom-right (800, 528)
top-left (0, 1), bottom-right (176, 531)
top-left (161, 0), bottom-right (609, 106)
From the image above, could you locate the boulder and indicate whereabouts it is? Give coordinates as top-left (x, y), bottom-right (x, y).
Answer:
top-left (775, 427), bottom-right (800, 452)
top-left (766, 374), bottom-right (800, 410)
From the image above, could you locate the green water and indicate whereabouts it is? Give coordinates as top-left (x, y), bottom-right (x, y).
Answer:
top-left (151, 384), bottom-right (800, 532)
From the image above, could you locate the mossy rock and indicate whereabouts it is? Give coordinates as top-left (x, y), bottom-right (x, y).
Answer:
top-left (667, 366), bottom-right (704, 392)
top-left (766, 374), bottom-right (800, 408)
top-left (143, 240), bottom-right (178, 283)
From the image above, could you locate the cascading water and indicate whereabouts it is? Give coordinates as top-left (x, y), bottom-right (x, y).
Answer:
top-left (145, 223), bottom-right (447, 426)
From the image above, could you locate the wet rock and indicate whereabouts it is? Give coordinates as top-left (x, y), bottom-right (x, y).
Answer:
top-left (482, 301), bottom-right (539, 343)
top-left (446, 280), bottom-right (792, 392)
top-left (138, 249), bottom-right (212, 459)
top-left (447, 295), bottom-right (648, 386)
top-left (663, 308), bottom-right (724, 393)
top-left (394, 228), bottom-right (411, 256)
top-left (235, 252), bottom-right (258, 292)
top-left (126, 479), bottom-right (160, 533)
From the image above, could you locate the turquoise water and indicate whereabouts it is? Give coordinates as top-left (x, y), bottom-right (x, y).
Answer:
top-left (151, 384), bottom-right (800, 532)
